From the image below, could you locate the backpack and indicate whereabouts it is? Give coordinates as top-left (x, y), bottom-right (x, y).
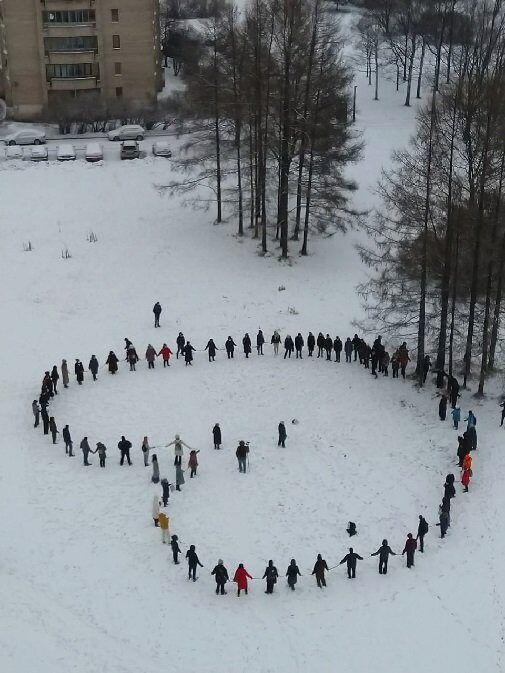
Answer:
top-left (422, 521), bottom-right (429, 535)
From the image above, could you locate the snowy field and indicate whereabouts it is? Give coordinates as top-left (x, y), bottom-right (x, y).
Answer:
top-left (2, 7), bottom-right (505, 673)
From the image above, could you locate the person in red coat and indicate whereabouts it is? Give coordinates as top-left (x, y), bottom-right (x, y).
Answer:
top-left (461, 467), bottom-right (471, 492)
top-left (233, 563), bottom-right (253, 596)
top-left (402, 533), bottom-right (417, 568)
top-left (158, 343), bottom-right (173, 368)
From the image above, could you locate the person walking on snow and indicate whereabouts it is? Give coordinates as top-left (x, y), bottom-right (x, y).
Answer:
top-left (462, 452), bottom-right (472, 472)
top-left (465, 410), bottom-right (477, 430)
top-left (236, 441), bottom-right (249, 473)
top-left (286, 559), bottom-right (301, 590)
top-left (176, 332), bottom-right (185, 359)
top-left (152, 496), bottom-right (160, 527)
top-left (50, 366), bottom-right (59, 395)
top-left (284, 335), bottom-right (294, 359)
top-left (41, 406), bottom-right (50, 435)
top-left (256, 330), bottom-right (265, 355)
top-left (438, 505), bottom-right (450, 538)
top-left (324, 334), bottom-right (333, 361)
top-left (171, 535), bottom-right (181, 563)
top-left (225, 336), bottom-right (237, 359)
top-left (344, 338), bottom-right (353, 363)
top-left (371, 540), bottom-right (397, 574)
top-left (159, 510), bottom-right (170, 543)
top-left (417, 515), bottom-right (429, 552)
top-left (158, 343), bottom-right (172, 367)
top-left (151, 454), bottom-right (160, 483)
top-left (205, 339), bottom-right (217, 362)
top-left (141, 436), bottom-right (151, 467)
top-left (62, 424), bottom-right (73, 456)
top-left (391, 351), bottom-right (399, 378)
top-left (175, 463), bottom-right (185, 491)
top-left (233, 563), bottom-right (252, 596)
top-left (271, 331), bottom-right (281, 355)
top-left (188, 449), bottom-right (200, 477)
top-left (161, 478), bottom-right (171, 506)
top-left (42, 372), bottom-right (53, 397)
top-left (398, 342), bottom-right (410, 379)
top-left (263, 560), bottom-right (279, 594)
top-left (166, 434), bottom-right (193, 466)
top-left (94, 442), bottom-right (107, 467)
top-left (74, 359), bottom-right (84, 385)
top-left (186, 545), bottom-right (203, 581)
top-left (402, 533), bottom-right (417, 568)
top-left (242, 333), bottom-right (252, 358)
top-left (278, 421), bottom-right (287, 447)
top-left (423, 354), bottom-right (431, 383)
top-left (307, 332), bottom-right (315, 357)
top-left (212, 423), bottom-right (222, 449)
top-left (439, 395), bottom-right (448, 421)
top-left (312, 554), bottom-right (329, 588)
top-left (106, 351), bottom-right (118, 374)
top-left (153, 301), bottom-right (162, 328)
top-left (333, 336), bottom-right (342, 362)
top-left (183, 341), bottom-right (195, 366)
top-left (316, 332), bottom-right (325, 358)
top-left (295, 333), bottom-right (304, 358)
top-left (49, 417), bottom-right (59, 444)
top-left (80, 437), bottom-right (92, 466)
top-left (32, 400), bottom-right (40, 428)
top-left (212, 560), bottom-right (229, 595)
top-left (127, 345), bottom-right (139, 371)
top-left (145, 344), bottom-right (157, 369)
top-left (88, 355), bottom-right (99, 381)
top-left (118, 435), bottom-right (132, 465)
top-left (339, 548), bottom-right (363, 579)
top-left (451, 406), bottom-right (461, 429)
top-left (352, 334), bottom-right (360, 361)
top-left (61, 359), bottom-right (69, 388)
top-left (461, 466), bottom-right (472, 492)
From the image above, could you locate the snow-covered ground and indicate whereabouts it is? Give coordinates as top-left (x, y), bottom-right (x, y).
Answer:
top-left (1, 7), bottom-right (504, 673)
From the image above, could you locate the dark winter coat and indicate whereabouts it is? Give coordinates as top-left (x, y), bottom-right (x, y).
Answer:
top-left (403, 537), bottom-right (417, 554)
top-left (333, 337), bottom-right (342, 353)
top-left (352, 335), bottom-right (360, 351)
top-left (371, 544), bottom-right (396, 561)
top-left (177, 334), bottom-right (186, 350)
top-left (278, 423), bottom-right (287, 440)
top-left (75, 361), bottom-right (84, 382)
top-left (439, 396), bottom-right (447, 417)
top-left (317, 333), bottom-right (325, 348)
top-left (184, 344), bottom-right (195, 362)
top-left (88, 357), bottom-right (99, 374)
top-left (242, 335), bottom-right (252, 354)
top-left (344, 339), bottom-right (353, 355)
top-left (340, 551), bottom-right (363, 568)
top-left (270, 333), bottom-right (281, 344)
top-left (212, 563), bottom-right (229, 583)
top-left (417, 517), bottom-right (429, 537)
top-left (186, 549), bottom-right (203, 568)
top-left (213, 424), bottom-right (222, 444)
top-left (118, 438), bottom-right (132, 453)
top-left (284, 336), bottom-right (294, 352)
top-left (286, 563), bottom-right (301, 583)
top-left (62, 426), bottom-right (71, 443)
top-left (225, 338), bottom-right (236, 353)
top-left (205, 340), bottom-right (217, 357)
top-left (307, 333), bottom-right (315, 350)
top-left (444, 481), bottom-right (456, 499)
top-left (256, 331), bottom-right (265, 346)
top-left (236, 443), bottom-right (249, 459)
top-left (312, 558), bottom-right (328, 577)
top-left (263, 564), bottom-right (278, 583)
top-left (50, 367), bottom-right (59, 385)
top-left (49, 418), bottom-right (58, 434)
top-left (171, 538), bottom-right (181, 554)
top-left (294, 335), bottom-right (304, 351)
top-left (106, 352), bottom-right (118, 373)
top-left (324, 336), bottom-right (333, 352)
top-left (127, 347), bottom-right (139, 363)
top-left (153, 302), bottom-right (162, 316)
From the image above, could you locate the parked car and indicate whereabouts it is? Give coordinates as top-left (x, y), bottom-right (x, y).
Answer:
top-left (152, 140), bottom-right (172, 157)
top-left (120, 140), bottom-right (140, 160)
top-left (107, 125), bottom-right (145, 141)
top-left (4, 128), bottom-right (46, 145)
top-left (85, 142), bottom-right (103, 163)
top-left (57, 144), bottom-right (76, 161)
top-left (5, 145), bottom-right (24, 160)
top-left (29, 145), bottom-right (49, 162)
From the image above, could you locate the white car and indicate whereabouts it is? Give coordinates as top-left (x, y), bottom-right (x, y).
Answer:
top-left (85, 142), bottom-right (103, 162)
top-left (107, 125), bottom-right (145, 141)
top-left (152, 140), bottom-right (172, 157)
top-left (4, 128), bottom-right (46, 145)
top-left (29, 145), bottom-right (49, 162)
top-left (57, 144), bottom-right (76, 161)
top-left (5, 145), bottom-right (24, 160)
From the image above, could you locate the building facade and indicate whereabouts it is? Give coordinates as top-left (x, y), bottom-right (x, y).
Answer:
top-left (0, 0), bottom-right (163, 120)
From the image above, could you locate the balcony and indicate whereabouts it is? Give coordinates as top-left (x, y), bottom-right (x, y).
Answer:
top-left (45, 50), bottom-right (98, 65)
top-left (48, 76), bottom-right (99, 91)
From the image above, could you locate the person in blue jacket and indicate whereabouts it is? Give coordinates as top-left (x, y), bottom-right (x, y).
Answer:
top-left (451, 406), bottom-right (461, 429)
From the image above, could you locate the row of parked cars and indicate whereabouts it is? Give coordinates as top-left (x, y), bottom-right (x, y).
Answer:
top-left (3, 124), bottom-right (150, 146)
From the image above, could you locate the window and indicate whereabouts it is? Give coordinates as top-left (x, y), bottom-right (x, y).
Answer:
top-left (114, 62), bottom-right (122, 75)
top-left (111, 8), bottom-right (119, 22)
top-left (44, 36), bottom-right (97, 53)
top-left (112, 34), bottom-right (121, 49)
top-left (42, 10), bottom-right (95, 24)
top-left (46, 63), bottom-right (97, 80)
top-left (115, 87), bottom-right (123, 97)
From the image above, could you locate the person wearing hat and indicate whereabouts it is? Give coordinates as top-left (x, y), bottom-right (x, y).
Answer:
top-left (159, 510), bottom-right (170, 544)
top-left (212, 423), bottom-right (222, 450)
top-left (211, 559), bottom-right (229, 595)
top-left (166, 434), bottom-right (193, 466)
top-left (74, 359), bottom-right (84, 385)
top-left (88, 355), bottom-right (99, 381)
top-left (171, 535), bottom-right (181, 564)
top-left (236, 441), bottom-right (249, 473)
top-left (186, 544), bottom-right (203, 581)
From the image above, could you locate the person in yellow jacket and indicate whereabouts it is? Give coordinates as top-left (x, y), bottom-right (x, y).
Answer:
top-left (159, 510), bottom-right (170, 544)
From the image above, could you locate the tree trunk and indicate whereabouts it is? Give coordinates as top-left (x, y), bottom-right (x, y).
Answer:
top-left (374, 39), bottom-right (379, 101)
top-left (416, 38), bottom-right (425, 99)
top-left (404, 34), bottom-right (417, 107)
top-left (446, 0), bottom-right (456, 84)
top-left (448, 225), bottom-right (459, 379)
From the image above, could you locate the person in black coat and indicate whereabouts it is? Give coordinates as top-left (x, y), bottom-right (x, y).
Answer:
top-left (205, 339), bottom-right (217, 362)
top-left (417, 515), bottom-right (429, 552)
top-left (371, 539), bottom-right (397, 574)
top-left (225, 336), bottom-right (236, 359)
top-left (50, 366), bottom-right (59, 395)
top-left (344, 338), bottom-right (353, 363)
top-left (74, 359), bottom-right (84, 385)
top-left (262, 560), bottom-right (279, 594)
top-left (211, 560), bottom-right (229, 595)
top-left (278, 421), bottom-right (287, 447)
top-left (213, 423), bottom-right (222, 449)
top-left (286, 559), bottom-right (301, 590)
top-left (171, 535), bottom-right (181, 564)
top-left (439, 395), bottom-right (447, 421)
top-left (294, 333), bottom-right (304, 358)
top-left (242, 333), bottom-right (252, 358)
top-left (186, 544), bottom-right (203, 581)
top-left (440, 496), bottom-right (451, 527)
top-left (352, 334), bottom-right (360, 361)
top-left (176, 332), bottom-right (185, 359)
top-left (312, 554), bottom-right (328, 588)
top-left (284, 335), bottom-right (294, 359)
top-left (62, 424), bottom-right (73, 456)
top-left (307, 332), bottom-right (315, 356)
top-left (339, 548), bottom-right (363, 578)
top-left (88, 355), bottom-right (99, 381)
top-left (41, 406), bottom-right (50, 435)
top-left (153, 301), bottom-right (162, 328)
top-left (448, 375), bottom-right (460, 409)
top-left (184, 342), bottom-right (195, 365)
top-left (444, 476), bottom-right (456, 500)
top-left (161, 478), bottom-right (171, 507)
top-left (118, 435), bottom-right (132, 465)
top-left (346, 521), bottom-right (357, 537)
top-left (438, 505), bottom-right (450, 538)
top-left (316, 333), bottom-right (325, 358)
top-left (256, 330), bottom-right (265, 355)
top-left (324, 334), bottom-right (332, 361)
top-left (49, 417), bottom-right (59, 444)
top-left (333, 337), bottom-right (342, 362)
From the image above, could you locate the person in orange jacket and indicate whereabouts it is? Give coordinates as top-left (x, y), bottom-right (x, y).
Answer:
top-left (461, 467), bottom-right (471, 492)
top-left (462, 453), bottom-right (472, 472)
top-left (158, 343), bottom-right (172, 367)
top-left (233, 563), bottom-right (253, 596)
top-left (158, 510), bottom-right (170, 543)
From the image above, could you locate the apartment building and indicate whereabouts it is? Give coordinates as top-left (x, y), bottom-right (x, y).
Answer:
top-left (0, 0), bottom-right (163, 120)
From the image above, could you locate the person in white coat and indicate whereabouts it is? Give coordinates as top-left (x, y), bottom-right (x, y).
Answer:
top-left (152, 496), bottom-right (161, 527)
top-left (166, 434), bottom-right (193, 466)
